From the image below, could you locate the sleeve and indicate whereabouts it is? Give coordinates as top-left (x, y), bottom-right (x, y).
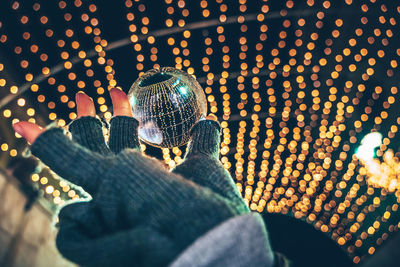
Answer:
top-left (56, 201), bottom-right (180, 267)
top-left (108, 116), bottom-right (141, 153)
top-left (172, 120), bottom-right (249, 214)
top-left (68, 116), bottom-right (112, 155)
top-left (57, 220), bottom-right (179, 267)
top-left (170, 213), bottom-right (276, 267)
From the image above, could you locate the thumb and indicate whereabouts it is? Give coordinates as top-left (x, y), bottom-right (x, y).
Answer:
top-left (13, 121), bottom-right (44, 145)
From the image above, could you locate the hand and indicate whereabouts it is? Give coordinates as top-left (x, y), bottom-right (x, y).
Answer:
top-left (13, 88), bottom-right (133, 144)
top-left (12, 87), bottom-right (241, 267)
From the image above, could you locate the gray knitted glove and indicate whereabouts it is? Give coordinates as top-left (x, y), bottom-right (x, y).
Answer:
top-left (173, 119), bottom-right (250, 214)
top-left (68, 115), bottom-right (140, 155)
top-left (31, 122), bottom-right (240, 266)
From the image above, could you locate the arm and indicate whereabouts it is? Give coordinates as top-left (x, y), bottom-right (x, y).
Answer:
top-left (13, 89), bottom-right (244, 263)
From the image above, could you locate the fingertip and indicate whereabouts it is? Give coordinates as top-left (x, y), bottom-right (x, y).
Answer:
top-left (12, 121), bottom-right (23, 135)
top-left (76, 91), bottom-right (96, 118)
top-left (75, 91), bottom-right (89, 102)
top-left (109, 87), bottom-right (117, 97)
top-left (109, 87), bottom-right (127, 100)
top-left (12, 121), bottom-right (44, 144)
top-left (205, 114), bottom-right (218, 122)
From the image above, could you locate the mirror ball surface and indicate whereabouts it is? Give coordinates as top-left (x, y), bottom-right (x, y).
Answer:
top-left (128, 67), bottom-right (207, 148)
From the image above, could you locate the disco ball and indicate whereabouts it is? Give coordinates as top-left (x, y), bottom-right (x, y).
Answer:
top-left (128, 67), bottom-right (207, 148)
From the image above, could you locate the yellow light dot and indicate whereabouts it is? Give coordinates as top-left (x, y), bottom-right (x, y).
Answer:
top-left (69, 112), bottom-right (77, 120)
top-left (26, 108), bottom-right (35, 116)
top-left (64, 61), bottom-right (72, 69)
top-left (10, 86), bottom-right (18, 94)
top-left (58, 119), bottom-right (66, 127)
top-left (368, 247), bottom-right (375, 255)
top-left (40, 177), bottom-right (48, 184)
top-left (45, 185), bottom-right (54, 194)
top-left (31, 174), bottom-right (39, 182)
top-left (104, 111), bottom-right (112, 119)
top-left (9, 149), bottom-right (17, 157)
top-left (49, 113), bottom-right (57, 120)
top-left (53, 190), bottom-right (60, 197)
top-left (367, 227), bottom-right (375, 235)
top-left (337, 237), bottom-right (346, 245)
top-left (1, 143), bottom-right (8, 151)
top-left (31, 84), bottom-right (39, 92)
top-left (109, 79), bottom-right (117, 87)
top-left (17, 98), bottom-right (26, 106)
top-left (54, 197), bottom-right (61, 204)
top-left (25, 73), bottom-right (33, 81)
top-left (3, 109), bottom-right (11, 117)
top-left (100, 104), bottom-right (108, 112)
top-left (68, 190), bottom-right (76, 198)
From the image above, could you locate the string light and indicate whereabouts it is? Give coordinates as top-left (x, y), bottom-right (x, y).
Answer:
top-left (0, 0), bottom-right (400, 263)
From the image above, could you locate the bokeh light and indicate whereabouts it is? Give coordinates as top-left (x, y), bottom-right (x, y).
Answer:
top-left (1, 0), bottom-right (400, 264)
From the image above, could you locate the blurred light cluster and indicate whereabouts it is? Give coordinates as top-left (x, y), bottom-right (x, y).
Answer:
top-left (1, 0), bottom-right (400, 264)
top-left (355, 132), bottom-right (382, 161)
top-left (356, 132), bottom-right (400, 193)
top-left (360, 149), bottom-right (400, 193)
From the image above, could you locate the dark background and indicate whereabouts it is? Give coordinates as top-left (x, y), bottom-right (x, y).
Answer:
top-left (1, 0), bottom-right (400, 266)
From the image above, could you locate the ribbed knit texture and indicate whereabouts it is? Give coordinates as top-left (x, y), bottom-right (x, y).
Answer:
top-left (30, 116), bottom-right (249, 267)
top-left (108, 116), bottom-right (140, 153)
top-left (185, 120), bottom-right (221, 159)
top-left (68, 116), bottom-right (111, 155)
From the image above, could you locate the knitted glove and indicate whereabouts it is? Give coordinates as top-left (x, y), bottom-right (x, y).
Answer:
top-left (69, 116), bottom-right (247, 215)
top-left (31, 126), bottom-right (240, 266)
top-left (63, 116), bottom-right (177, 266)
top-left (172, 120), bottom-right (249, 214)
top-left (61, 116), bottom-right (140, 242)
top-left (68, 116), bottom-right (112, 155)
top-left (68, 115), bottom-right (140, 155)
top-left (108, 116), bottom-right (140, 153)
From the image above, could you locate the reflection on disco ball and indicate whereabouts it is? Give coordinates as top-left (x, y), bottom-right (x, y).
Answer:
top-left (128, 67), bottom-right (207, 148)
